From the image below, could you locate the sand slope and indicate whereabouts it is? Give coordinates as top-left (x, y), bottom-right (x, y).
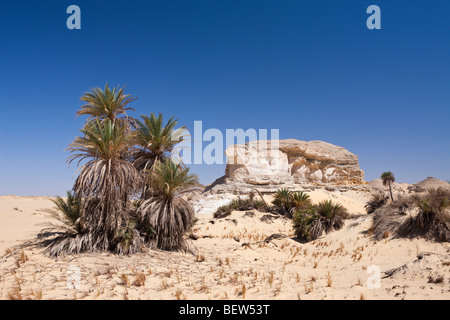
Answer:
top-left (0, 196), bottom-right (53, 253)
top-left (0, 195), bottom-right (449, 300)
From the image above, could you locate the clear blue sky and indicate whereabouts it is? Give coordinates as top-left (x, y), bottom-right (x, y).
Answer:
top-left (0, 0), bottom-right (449, 196)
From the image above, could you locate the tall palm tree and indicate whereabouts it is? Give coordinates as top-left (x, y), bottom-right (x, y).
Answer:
top-left (138, 160), bottom-right (200, 251)
top-left (76, 83), bottom-right (137, 126)
top-left (132, 113), bottom-right (187, 172)
top-left (65, 119), bottom-right (143, 254)
top-left (381, 171), bottom-right (395, 201)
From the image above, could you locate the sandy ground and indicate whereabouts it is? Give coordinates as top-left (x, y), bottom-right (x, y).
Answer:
top-left (0, 192), bottom-right (449, 300)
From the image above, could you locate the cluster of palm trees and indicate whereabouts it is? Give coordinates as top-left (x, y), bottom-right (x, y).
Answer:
top-left (43, 84), bottom-right (200, 257)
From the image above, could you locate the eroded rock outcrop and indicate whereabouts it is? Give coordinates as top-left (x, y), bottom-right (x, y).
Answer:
top-left (206, 139), bottom-right (368, 194)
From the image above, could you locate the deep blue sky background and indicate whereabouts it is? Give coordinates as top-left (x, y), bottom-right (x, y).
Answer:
top-left (0, 0), bottom-right (449, 196)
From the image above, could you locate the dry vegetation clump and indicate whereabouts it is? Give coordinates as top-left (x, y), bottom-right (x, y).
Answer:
top-left (371, 188), bottom-right (450, 242)
top-left (365, 193), bottom-right (389, 214)
top-left (214, 191), bottom-right (269, 218)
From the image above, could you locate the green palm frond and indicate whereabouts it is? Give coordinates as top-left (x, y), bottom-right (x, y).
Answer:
top-left (290, 191), bottom-right (311, 209)
top-left (293, 200), bottom-right (348, 242)
top-left (133, 113), bottom-right (188, 171)
top-left (42, 191), bottom-right (84, 235)
top-left (272, 188), bottom-right (292, 215)
top-left (147, 159), bottom-right (200, 200)
top-left (77, 83), bottom-right (136, 125)
top-left (381, 171), bottom-right (395, 186)
top-left (316, 200), bottom-right (348, 220)
top-left (67, 119), bottom-right (132, 166)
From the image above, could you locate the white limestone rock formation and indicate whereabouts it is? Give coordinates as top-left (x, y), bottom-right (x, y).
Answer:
top-left (207, 139), bottom-right (367, 194)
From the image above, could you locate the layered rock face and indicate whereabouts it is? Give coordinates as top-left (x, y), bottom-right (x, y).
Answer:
top-left (208, 139), bottom-right (367, 194)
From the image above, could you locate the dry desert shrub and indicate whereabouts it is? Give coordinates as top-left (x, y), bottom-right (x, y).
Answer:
top-left (371, 188), bottom-right (450, 242)
top-left (365, 193), bottom-right (389, 214)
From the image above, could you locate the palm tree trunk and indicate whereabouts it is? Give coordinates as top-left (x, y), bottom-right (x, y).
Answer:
top-left (389, 181), bottom-right (394, 201)
top-left (254, 189), bottom-right (270, 212)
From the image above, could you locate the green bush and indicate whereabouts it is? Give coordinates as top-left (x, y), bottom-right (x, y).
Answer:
top-left (272, 189), bottom-right (311, 217)
top-left (293, 200), bottom-right (348, 242)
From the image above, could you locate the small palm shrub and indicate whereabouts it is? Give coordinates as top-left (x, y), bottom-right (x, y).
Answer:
top-left (272, 188), bottom-right (292, 215)
top-left (290, 191), bottom-right (311, 212)
top-left (41, 191), bottom-right (84, 235)
top-left (272, 189), bottom-right (311, 217)
top-left (293, 205), bottom-right (321, 241)
top-left (294, 200), bottom-right (348, 242)
top-left (365, 193), bottom-right (389, 214)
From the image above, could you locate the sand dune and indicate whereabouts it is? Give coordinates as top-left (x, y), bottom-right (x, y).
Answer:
top-left (0, 194), bottom-right (449, 300)
top-left (0, 196), bottom-right (53, 253)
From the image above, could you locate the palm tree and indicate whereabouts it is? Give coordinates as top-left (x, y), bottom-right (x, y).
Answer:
top-left (77, 83), bottom-right (137, 126)
top-left (138, 160), bottom-right (200, 251)
top-left (42, 191), bottom-right (84, 235)
top-left (315, 200), bottom-right (348, 231)
top-left (381, 171), bottom-right (395, 201)
top-left (294, 200), bottom-right (348, 241)
top-left (289, 191), bottom-right (311, 213)
top-left (63, 119), bottom-right (143, 254)
top-left (272, 188), bottom-right (293, 216)
top-left (132, 113), bottom-right (187, 172)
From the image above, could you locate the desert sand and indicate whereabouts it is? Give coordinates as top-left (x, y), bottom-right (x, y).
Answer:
top-left (0, 191), bottom-right (449, 300)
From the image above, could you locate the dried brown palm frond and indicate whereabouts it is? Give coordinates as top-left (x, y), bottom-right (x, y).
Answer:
top-left (371, 188), bottom-right (450, 242)
top-left (139, 197), bottom-right (195, 251)
top-left (372, 208), bottom-right (408, 240)
top-left (365, 192), bottom-right (388, 214)
top-left (398, 188), bottom-right (450, 241)
top-left (43, 227), bottom-right (146, 257)
top-left (371, 195), bottom-right (419, 240)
